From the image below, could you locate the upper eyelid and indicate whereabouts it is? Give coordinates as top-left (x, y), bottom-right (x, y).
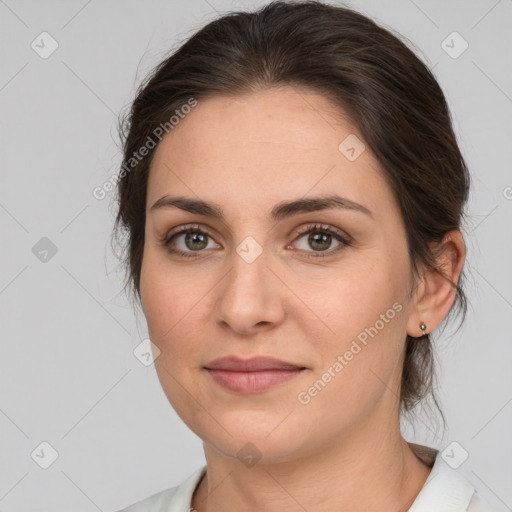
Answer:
top-left (292, 223), bottom-right (350, 239)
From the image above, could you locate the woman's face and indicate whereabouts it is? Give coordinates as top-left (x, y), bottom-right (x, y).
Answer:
top-left (140, 86), bottom-right (418, 464)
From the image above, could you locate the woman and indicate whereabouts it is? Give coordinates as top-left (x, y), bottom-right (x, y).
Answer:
top-left (113, 1), bottom-right (497, 510)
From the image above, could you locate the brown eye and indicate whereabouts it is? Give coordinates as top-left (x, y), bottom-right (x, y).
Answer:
top-left (291, 223), bottom-right (351, 258)
top-left (306, 232), bottom-right (333, 251)
top-left (182, 231), bottom-right (209, 251)
top-left (162, 223), bottom-right (350, 260)
top-left (162, 225), bottom-right (220, 258)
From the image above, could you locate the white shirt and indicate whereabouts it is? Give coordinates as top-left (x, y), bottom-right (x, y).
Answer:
top-left (116, 444), bottom-right (499, 511)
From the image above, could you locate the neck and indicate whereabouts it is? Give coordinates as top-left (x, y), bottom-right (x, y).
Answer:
top-left (191, 416), bottom-right (432, 512)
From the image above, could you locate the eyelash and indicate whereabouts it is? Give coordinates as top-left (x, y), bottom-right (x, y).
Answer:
top-left (161, 223), bottom-right (351, 259)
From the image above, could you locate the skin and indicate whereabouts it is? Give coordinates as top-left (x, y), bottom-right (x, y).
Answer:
top-left (139, 86), bottom-right (466, 512)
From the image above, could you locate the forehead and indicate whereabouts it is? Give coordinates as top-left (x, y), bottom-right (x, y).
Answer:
top-left (147, 86), bottom-right (393, 218)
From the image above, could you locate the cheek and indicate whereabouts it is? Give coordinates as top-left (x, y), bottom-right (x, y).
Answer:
top-left (141, 248), bottom-right (189, 334)
top-left (300, 257), bottom-right (407, 343)
top-left (295, 291), bottom-right (406, 434)
top-left (139, 248), bottom-right (213, 366)
top-left (140, 252), bottom-right (211, 426)
top-left (294, 254), bottom-right (408, 397)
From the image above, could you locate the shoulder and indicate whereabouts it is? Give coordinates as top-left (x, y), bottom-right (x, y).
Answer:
top-left (115, 466), bottom-right (206, 512)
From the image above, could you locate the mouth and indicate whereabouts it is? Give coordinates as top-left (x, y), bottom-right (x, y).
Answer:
top-left (204, 356), bottom-right (306, 393)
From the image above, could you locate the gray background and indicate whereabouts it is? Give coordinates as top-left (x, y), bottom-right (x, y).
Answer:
top-left (1, 0), bottom-right (511, 511)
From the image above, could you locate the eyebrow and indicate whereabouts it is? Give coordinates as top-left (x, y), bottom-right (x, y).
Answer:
top-left (150, 194), bottom-right (372, 221)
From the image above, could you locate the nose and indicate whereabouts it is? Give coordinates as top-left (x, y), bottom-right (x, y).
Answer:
top-left (213, 246), bottom-right (286, 336)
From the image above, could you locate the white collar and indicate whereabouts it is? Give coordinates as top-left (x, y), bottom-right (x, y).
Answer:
top-left (408, 450), bottom-right (475, 511)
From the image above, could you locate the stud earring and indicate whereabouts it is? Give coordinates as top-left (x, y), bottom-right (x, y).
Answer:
top-left (419, 322), bottom-right (427, 337)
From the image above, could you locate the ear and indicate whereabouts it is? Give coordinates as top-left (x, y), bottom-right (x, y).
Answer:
top-left (406, 230), bottom-right (466, 338)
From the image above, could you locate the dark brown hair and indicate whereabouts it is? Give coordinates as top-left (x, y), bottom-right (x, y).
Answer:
top-left (112, 0), bottom-right (470, 424)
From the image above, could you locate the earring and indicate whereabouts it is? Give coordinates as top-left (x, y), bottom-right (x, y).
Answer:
top-left (419, 322), bottom-right (427, 337)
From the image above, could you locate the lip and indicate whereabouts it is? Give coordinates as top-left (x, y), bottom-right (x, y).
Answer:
top-left (204, 356), bottom-right (306, 393)
top-left (205, 356), bottom-right (304, 371)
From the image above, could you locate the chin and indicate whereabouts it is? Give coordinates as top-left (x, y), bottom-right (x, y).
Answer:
top-left (206, 433), bottom-right (306, 466)
top-left (193, 410), bottom-right (314, 465)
